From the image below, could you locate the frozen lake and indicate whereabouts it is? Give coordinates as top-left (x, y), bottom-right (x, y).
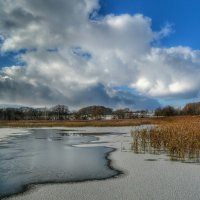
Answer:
top-left (1, 126), bottom-right (200, 200)
top-left (0, 128), bottom-right (121, 198)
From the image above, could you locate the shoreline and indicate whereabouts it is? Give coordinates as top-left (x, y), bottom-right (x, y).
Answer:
top-left (0, 116), bottom-right (199, 128)
top-left (0, 129), bottom-right (125, 199)
top-left (0, 119), bottom-right (153, 128)
top-left (1, 148), bottom-right (123, 199)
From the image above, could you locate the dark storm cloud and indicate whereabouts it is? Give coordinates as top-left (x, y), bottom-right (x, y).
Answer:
top-left (0, 78), bottom-right (160, 109)
top-left (0, 78), bottom-right (68, 105)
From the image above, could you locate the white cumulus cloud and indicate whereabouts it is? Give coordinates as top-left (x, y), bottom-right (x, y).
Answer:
top-left (0, 0), bottom-right (199, 109)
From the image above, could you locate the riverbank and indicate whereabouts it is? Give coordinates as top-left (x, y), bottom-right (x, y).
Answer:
top-left (0, 119), bottom-right (152, 128)
top-left (0, 116), bottom-right (199, 128)
top-left (4, 126), bottom-right (200, 200)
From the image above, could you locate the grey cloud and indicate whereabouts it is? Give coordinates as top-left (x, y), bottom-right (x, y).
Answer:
top-left (1, 8), bottom-right (41, 30)
top-left (0, 78), bottom-right (68, 106)
top-left (0, 77), bottom-right (160, 109)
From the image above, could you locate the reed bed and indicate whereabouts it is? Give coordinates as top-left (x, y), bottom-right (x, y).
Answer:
top-left (0, 116), bottom-right (200, 128)
top-left (132, 118), bottom-right (200, 162)
top-left (0, 119), bottom-right (152, 128)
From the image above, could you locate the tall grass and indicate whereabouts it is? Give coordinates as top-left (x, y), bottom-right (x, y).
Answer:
top-left (132, 118), bottom-right (200, 162)
top-left (1, 116), bottom-right (200, 128)
top-left (0, 119), bottom-right (152, 128)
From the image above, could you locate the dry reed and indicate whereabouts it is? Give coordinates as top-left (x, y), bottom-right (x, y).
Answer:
top-left (0, 118), bottom-right (152, 128)
top-left (132, 117), bottom-right (200, 162)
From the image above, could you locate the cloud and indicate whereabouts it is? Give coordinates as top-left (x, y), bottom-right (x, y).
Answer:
top-left (0, 77), bottom-right (67, 105)
top-left (0, 76), bottom-right (159, 109)
top-left (0, 0), bottom-right (199, 109)
top-left (132, 47), bottom-right (200, 99)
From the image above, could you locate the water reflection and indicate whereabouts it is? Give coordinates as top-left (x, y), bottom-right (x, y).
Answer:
top-left (0, 129), bottom-right (119, 198)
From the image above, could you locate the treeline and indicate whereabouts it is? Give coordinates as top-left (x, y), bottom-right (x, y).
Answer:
top-left (1, 101), bottom-right (200, 120)
top-left (0, 105), bottom-right (69, 120)
top-left (155, 102), bottom-right (200, 116)
top-left (0, 105), bottom-right (149, 121)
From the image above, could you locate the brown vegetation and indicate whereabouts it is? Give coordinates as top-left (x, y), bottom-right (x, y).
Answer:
top-left (132, 116), bottom-right (200, 162)
top-left (0, 115), bottom-right (200, 128)
top-left (0, 118), bottom-right (153, 128)
top-left (2, 115), bottom-right (200, 162)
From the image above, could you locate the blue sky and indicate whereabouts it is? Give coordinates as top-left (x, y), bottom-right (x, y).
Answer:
top-left (0, 0), bottom-right (200, 109)
top-left (99, 0), bottom-right (200, 49)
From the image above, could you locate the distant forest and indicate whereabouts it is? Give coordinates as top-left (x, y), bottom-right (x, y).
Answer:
top-left (0, 105), bottom-right (148, 120)
top-left (0, 102), bottom-right (200, 120)
top-left (155, 102), bottom-right (200, 116)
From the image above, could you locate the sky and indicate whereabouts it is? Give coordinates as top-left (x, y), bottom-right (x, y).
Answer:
top-left (0, 0), bottom-right (200, 110)
top-left (99, 0), bottom-right (200, 49)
